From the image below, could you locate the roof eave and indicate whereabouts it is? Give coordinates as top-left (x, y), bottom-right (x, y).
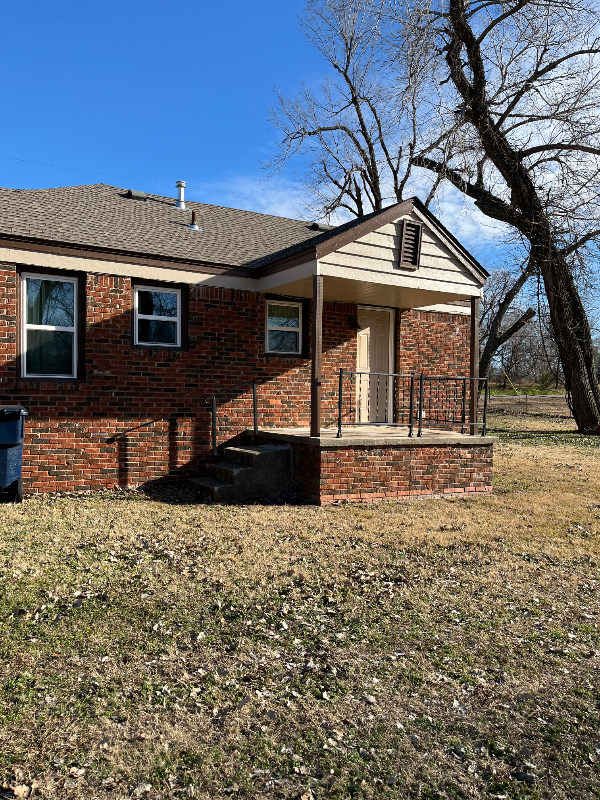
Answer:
top-left (0, 232), bottom-right (252, 277)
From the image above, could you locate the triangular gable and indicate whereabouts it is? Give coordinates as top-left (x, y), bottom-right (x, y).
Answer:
top-left (318, 207), bottom-right (485, 295)
top-left (257, 198), bottom-right (488, 287)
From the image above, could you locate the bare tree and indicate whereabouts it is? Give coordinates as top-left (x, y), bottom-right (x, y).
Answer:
top-left (479, 260), bottom-right (536, 381)
top-left (392, 0), bottom-right (600, 431)
top-left (269, 0), bottom-right (546, 387)
top-left (268, 0), bottom-right (443, 219)
top-left (270, 0), bottom-right (600, 431)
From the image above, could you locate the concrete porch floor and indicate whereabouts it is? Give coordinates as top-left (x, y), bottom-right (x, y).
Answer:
top-left (251, 425), bottom-right (496, 447)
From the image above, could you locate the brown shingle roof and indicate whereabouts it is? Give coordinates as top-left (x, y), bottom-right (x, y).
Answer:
top-left (0, 183), bottom-right (323, 269)
top-left (0, 183), bottom-right (488, 281)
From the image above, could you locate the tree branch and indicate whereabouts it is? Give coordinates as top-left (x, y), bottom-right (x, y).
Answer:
top-left (521, 143), bottom-right (600, 157)
top-left (479, 258), bottom-right (537, 377)
top-left (495, 307), bottom-right (537, 348)
top-left (563, 228), bottom-right (600, 256)
top-left (476, 0), bottom-right (529, 45)
top-left (412, 154), bottom-right (526, 228)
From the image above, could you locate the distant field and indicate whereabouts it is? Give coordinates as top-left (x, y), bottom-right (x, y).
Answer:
top-left (489, 387), bottom-right (565, 397)
top-left (1, 406), bottom-right (600, 800)
top-left (488, 393), bottom-right (574, 423)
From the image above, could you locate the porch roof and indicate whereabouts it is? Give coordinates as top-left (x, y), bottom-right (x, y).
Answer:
top-left (258, 199), bottom-right (486, 309)
top-left (261, 270), bottom-right (477, 310)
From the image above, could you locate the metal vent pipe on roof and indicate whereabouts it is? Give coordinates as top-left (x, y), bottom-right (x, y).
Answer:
top-left (175, 180), bottom-right (186, 210)
top-left (189, 210), bottom-right (202, 231)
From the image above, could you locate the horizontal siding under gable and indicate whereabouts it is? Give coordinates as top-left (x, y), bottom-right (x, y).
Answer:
top-left (319, 212), bottom-right (481, 293)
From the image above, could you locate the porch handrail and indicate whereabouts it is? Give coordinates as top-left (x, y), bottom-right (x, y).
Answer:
top-left (336, 369), bottom-right (490, 438)
top-left (205, 378), bottom-right (264, 458)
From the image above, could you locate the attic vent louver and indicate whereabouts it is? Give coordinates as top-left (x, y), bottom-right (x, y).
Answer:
top-left (398, 220), bottom-right (422, 269)
top-left (126, 189), bottom-right (147, 201)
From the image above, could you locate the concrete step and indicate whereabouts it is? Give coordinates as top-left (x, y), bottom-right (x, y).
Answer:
top-left (188, 475), bottom-right (241, 502)
top-left (207, 461), bottom-right (253, 484)
top-left (187, 441), bottom-right (293, 503)
top-left (223, 443), bottom-right (290, 468)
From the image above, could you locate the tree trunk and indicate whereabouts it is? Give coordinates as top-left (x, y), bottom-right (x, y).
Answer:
top-left (439, 0), bottom-right (600, 433)
top-left (538, 242), bottom-right (600, 432)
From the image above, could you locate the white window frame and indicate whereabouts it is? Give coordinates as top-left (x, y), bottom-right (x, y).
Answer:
top-left (21, 272), bottom-right (78, 379)
top-left (134, 285), bottom-right (182, 348)
top-left (265, 300), bottom-right (303, 355)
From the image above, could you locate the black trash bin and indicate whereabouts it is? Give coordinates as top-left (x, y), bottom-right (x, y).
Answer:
top-left (0, 405), bottom-right (28, 503)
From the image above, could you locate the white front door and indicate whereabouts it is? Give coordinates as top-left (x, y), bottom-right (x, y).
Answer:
top-left (356, 307), bottom-right (393, 423)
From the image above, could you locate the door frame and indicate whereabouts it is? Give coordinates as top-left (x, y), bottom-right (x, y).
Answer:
top-left (356, 305), bottom-right (396, 423)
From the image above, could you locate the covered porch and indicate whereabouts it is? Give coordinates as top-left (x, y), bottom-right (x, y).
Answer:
top-left (260, 265), bottom-right (485, 440)
top-left (252, 207), bottom-right (495, 502)
top-left (198, 200), bottom-right (496, 504)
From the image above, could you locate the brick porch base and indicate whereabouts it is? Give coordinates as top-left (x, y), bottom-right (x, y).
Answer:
top-left (256, 429), bottom-right (495, 505)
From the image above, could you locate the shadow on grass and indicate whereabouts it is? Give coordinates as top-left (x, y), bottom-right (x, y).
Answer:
top-left (490, 429), bottom-right (580, 436)
top-left (120, 479), bottom-right (309, 508)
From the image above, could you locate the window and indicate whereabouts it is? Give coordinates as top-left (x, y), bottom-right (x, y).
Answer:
top-left (134, 285), bottom-right (182, 347)
top-left (266, 301), bottom-right (302, 354)
top-left (22, 273), bottom-right (78, 378)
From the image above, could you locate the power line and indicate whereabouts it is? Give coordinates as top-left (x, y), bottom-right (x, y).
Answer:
top-left (0, 154), bottom-right (163, 188)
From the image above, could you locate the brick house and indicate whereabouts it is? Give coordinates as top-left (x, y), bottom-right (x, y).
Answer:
top-left (0, 182), bottom-right (494, 503)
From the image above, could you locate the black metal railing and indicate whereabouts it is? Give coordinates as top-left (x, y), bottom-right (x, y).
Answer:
top-left (336, 369), bottom-right (489, 438)
top-left (205, 379), bottom-right (262, 458)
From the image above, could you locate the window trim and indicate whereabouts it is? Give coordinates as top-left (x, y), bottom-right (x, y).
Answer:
top-left (20, 271), bottom-right (80, 380)
top-left (132, 283), bottom-right (183, 349)
top-left (265, 299), bottom-right (304, 355)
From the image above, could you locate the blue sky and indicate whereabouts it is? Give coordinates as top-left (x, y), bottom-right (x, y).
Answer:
top-left (0, 0), bottom-right (503, 265)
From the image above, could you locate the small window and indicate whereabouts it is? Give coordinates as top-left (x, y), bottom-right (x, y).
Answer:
top-left (22, 273), bottom-right (78, 378)
top-left (266, 301), bottom-right (302, 354)
top-left (134, 285), bottom-right (182, 347)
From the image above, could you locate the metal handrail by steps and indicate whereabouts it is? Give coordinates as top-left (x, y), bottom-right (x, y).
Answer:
top-left (205, 379), bottom-right (263, 458)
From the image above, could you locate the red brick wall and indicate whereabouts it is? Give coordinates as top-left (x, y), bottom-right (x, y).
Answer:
top-left (0, 264), bottom-right (472, 493)
top-left (288, 440), bottom-right (493, 504)
top-left (397, 310), bottom-right (470, 375)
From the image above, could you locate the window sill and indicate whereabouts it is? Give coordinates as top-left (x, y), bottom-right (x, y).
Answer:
top-left (264, 352), bottom-right (308, 359)
top-left (131, 344), bottom-right (186, 352)
top-left (17, 377), bottom-right (83, 385)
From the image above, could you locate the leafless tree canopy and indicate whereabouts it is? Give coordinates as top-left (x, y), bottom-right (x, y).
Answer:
top-left (268, 0), bottom-right (446, 219)
top-left (396, 0), bottom-right (600, 260)
top-left (392, 0), bottom-right (600, 429)
top-left (270, 0), bottom-right (600, 431)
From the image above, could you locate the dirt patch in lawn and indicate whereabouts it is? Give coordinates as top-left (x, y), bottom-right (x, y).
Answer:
top-left (1, 438), bottom-right (600, 799)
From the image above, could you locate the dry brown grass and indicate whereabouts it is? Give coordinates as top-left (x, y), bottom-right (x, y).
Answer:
top-left (1, 413), bottom-right (600, 800)
top-left (488, 395), bottom-right (573, 421)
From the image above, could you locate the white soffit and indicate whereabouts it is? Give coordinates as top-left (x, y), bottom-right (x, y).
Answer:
top-left (267, 274), bottom-right (475, 309)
